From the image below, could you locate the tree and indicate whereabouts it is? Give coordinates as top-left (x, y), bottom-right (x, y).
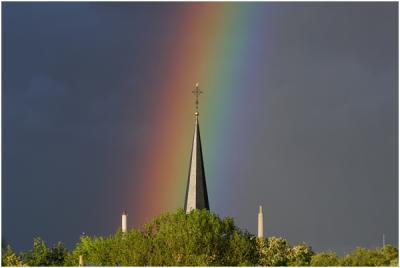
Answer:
top-left (222, 231), bottom-right (258, 265)
top-left (69, 235), bottom-right (116, 265)
top-left (143, 209), bottom-right (257, 266)
top-left (338, 246), bottom-right (395, 266)
top-left (310, 251), bottom-right (339, 266)
top-left (47, 241), bottom-right (68, 266)
top-left (288, 242), bottom-right (314, 266)
top-left (68, 209), bottom-right (258, 266)
top-left (379, 244), bottom-right (398, 266)
top-left (2, 245), bottom-right (25, 266)
top-left (258, 236), bottom-right (290, 266)
top-left (22, 238), bottom-right (51, 266)
top-left (21, 238), bottom-right (69, 266)
top-left (12, 210), bottom-right (399, 266)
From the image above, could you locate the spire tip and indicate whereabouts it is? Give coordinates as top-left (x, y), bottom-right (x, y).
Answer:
top-left (192, 82), bottom-right (202, 116)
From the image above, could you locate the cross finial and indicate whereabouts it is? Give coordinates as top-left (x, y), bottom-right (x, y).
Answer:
top-left (192, 82), bottom-right (202, 116)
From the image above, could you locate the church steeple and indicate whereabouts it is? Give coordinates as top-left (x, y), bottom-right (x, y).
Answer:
top-left (184, 83), bottom-right (209, 213)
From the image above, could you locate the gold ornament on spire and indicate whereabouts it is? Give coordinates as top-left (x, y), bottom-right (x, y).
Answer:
top-left (192, 82), bottom-right (202, 116)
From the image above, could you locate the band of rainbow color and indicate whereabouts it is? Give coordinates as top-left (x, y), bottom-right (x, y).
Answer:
top-left (123, 3), bottom-right (264, 225)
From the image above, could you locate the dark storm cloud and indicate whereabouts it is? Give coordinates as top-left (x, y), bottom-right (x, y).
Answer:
top-left (2, 2), bottom-right (397, 254)
top-left (216, 3), bottom-right (397, 254)
top-left (2, 2), bottom-right (174, 250)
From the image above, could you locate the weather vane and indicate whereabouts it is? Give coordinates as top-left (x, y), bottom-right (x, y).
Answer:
top-left (192, 82), bottom-right (202, 116)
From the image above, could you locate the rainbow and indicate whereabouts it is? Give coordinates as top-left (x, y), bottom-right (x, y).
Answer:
top-left (123, 3), bottom-right (266, 226)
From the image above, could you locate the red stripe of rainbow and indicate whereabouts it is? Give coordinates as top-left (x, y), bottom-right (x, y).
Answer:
top-left (125, 3), bottom-right (261, 225)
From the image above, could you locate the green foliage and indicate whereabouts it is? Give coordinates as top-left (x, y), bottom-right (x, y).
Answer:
top-left (288, 242), bottom-right (314, 266)
top-left (21, 238), bottom-right (68, 266)
top-left (310, 251), bottom-right (339, 266)
top-left (10, 210), bottom-right (400, 266)
top-left (380, 244), bottom-right (399, 266)
top-left (225, 232), bottom-right (259, 265)
top-left (339, 245), bottom-right (398, 266)
top-left (68, 209), bottom-right (257, 266)
top-left (142, 208), bottom-right (257, 266)
top-left (22, 238), bottom-right (50, 266)
top-left (67, 229), bottom-right (150, 266)
top-left (2, 245), bottom-right (25, 266)
top-left (47, 241), bottom-right (68, 266)
top-left (258, 236), bottom-right (290, 266)
top-left (390, 258), bottom-right (398, 267)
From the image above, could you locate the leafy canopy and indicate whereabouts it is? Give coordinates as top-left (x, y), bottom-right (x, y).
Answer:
top-left (3, 209), bottom-right (398, 266)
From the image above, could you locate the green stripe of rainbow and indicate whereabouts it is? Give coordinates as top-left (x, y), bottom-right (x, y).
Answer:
top-left (127, 3), bottom-right (262, 224)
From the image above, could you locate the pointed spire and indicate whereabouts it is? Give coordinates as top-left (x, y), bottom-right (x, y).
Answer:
top-left (184, 83), bottom-right (209, 213)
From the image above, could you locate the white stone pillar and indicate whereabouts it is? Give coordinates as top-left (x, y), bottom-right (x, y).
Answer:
top-left (122, 211), bottom-right (128, 233)
top-left (258, 206), bottom-right (264, 239)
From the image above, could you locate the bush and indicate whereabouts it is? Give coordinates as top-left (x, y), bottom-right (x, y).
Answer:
top-left (258, 236), bottom-right (290, 266)
top-left (310, 251), bottom-right (339, 266)
top-left (288, 242), bottom-right (314, 266)
top-left (339, 246), bottom-right (398, 266)
top-left (2, 245), bottom-right (25, 266)
top-left (19, 238), bottom-right (68, 266)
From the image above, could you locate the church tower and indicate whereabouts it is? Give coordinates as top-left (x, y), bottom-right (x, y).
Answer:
top-left (184, 83), bottom-right (210, 213)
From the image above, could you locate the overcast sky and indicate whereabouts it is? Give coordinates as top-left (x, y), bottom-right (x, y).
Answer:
top-left (3, 2), bottom-right (398, 254)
